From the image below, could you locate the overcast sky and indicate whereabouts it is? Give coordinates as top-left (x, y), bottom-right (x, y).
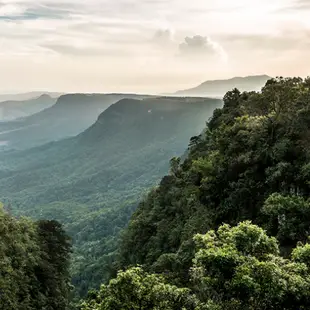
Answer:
top-left (0, 0), bottom-right (309, 93)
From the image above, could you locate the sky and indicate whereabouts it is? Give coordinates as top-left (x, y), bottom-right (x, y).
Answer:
top-left (0, 0), bottom-right (309, 93)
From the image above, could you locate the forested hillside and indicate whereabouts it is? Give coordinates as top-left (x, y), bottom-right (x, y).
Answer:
top-left (120, 76), bottom-right (310, 268)
top-left (0, 96), bottom-right (222, 297)
top-left (3, 78), bottom-right (310, 309)
top-left (81, 77), bottom-right (310, 309)
top-left (0, 205), bottom-right (71, 310)
top-left (0, 93), bottom-right (148, 150)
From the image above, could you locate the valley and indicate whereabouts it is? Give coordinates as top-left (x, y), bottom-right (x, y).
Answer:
top-left (0, 94), bottom-right (222, 296)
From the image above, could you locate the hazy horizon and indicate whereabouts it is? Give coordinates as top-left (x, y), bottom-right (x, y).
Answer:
top-left (0, 74), bottom-right (270, 96)
top-left (1, 0), bottom-right (309, 93)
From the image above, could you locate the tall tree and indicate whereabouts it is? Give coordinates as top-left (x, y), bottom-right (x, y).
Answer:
top-left (0, 209), bottom-right (72, 310)
top-left (36, 220), bottom-right (72, 310)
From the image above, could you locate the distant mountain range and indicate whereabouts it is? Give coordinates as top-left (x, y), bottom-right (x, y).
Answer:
top-left (0, 94), bottom-right (57, 121)
top-left (175, 75), bottom-right (271, 97)
top-left (0, 95), bottom-right (223, 296)
top-left (0, 93), bottom-right (150, 150)
top-left (0, 91), bottom-right (62, 103)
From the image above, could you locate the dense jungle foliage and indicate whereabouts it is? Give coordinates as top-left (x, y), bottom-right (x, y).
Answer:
top-left (0, 205), bottom-right (71, 310)
top-left (81, 222), bottom-right (310, 310)
top-left (119, 77), bottom-right (310, 273)
top-left (81, 76), bottom-right (310, 309)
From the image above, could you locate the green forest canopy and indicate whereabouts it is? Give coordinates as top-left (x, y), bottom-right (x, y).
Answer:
top-left (83, 76), bottom-right (310, 309)
top-left (81, 221), bottom-right (310, 310)
top-left (3, 77), bottom-right (310, 309)
top-left (119, 77), bottom-right (310, 272)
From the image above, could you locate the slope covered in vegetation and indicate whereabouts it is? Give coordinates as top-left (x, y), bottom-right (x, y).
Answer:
top-left (120, 77), bottom-right (310, 270)
top-left (3, 77), bottom-right (310, 309)
top-left (78, 77), bottom-right (310, 309)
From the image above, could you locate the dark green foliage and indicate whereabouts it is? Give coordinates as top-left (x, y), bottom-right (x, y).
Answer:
top-left (0, 206), bottom-right (40, 310)
top-left (35, 220), bottom-right (72, 310)
top-left (191, 222), bottom-right (310, 309)
top-left (0, 207), bottom-right (72, 310)
top-left (84, 222), bottom-right (310, 310)
top-left (5, 77), bottom-right (310, 308)
top-left (119, 77), bottom-right (310, 285)
top-left (79, 267), bottom-right (203, 310)
top-left (262, 194), bottom-right (310, 246)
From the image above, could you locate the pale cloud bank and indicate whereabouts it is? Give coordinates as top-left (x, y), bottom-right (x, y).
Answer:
top-left (0, 0), bottom-right (309, 93)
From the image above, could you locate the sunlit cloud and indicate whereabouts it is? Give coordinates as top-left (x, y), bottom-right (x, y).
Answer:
top-left (178, 35), bottom-right (228, 63)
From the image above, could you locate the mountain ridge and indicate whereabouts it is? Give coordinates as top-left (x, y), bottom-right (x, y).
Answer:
top-left (175, 74), bottom-right (271, 97)
top-left (0, 91), bottom-right (63, 102)
top-left (0, 93), bottom-right (150, 150)
top-left (0, 94), bottom-right (57, 121)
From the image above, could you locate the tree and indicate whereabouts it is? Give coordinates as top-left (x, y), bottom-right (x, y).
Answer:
top-left (262, 193), bottom-right (310, 246)
top-left (35, 220), bottom-right (72, 310)
top-left (0, 210), bottom-right (72, 310)
top-left (119, 77), bottom-right (310, 276)
top-left (1, 209), bottom-right (37, 309)
top-left (170, 157), bottom-right (181, 176)
top-left (79, 267), bottom-right (202, 310)
top-left (191, 221), bottom-right (310, 310)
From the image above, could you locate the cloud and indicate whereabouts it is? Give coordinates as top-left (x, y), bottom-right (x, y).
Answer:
top-left (0, 3), bottom-right (26, 17)
top-left (0, 0), bottom-right (309, 93)
top-left (0, 2), bottom-right (74, 20)
top-left (153, 29), bottom-right (174, 45)
top-left (0, 0), bottom-right (165, 57)
top-left (293, 0), bottom-right (310, 9)
top-left (219, 27), bottom-right (310, 54)
top-left (178, 35), bottom-right (228, 62)
top-left (277, 0), bottom-right (310, 11)
top-left (0, 0), bottom-right (302, 59)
